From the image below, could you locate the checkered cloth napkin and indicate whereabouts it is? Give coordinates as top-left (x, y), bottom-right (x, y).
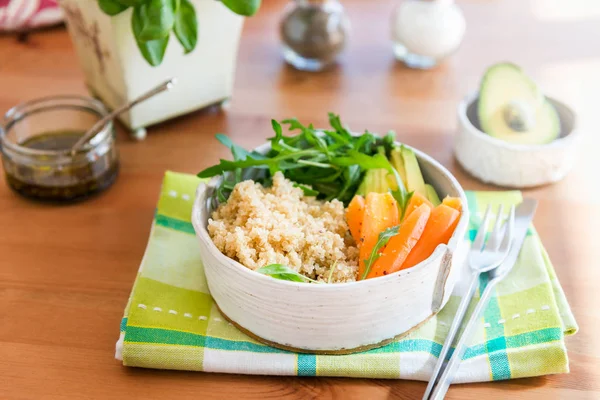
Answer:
top-left (115, 171), bottom-right (577, 382)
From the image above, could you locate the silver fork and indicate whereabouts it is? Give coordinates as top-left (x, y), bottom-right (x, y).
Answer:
top-left (422, 204), bottom-right (515, 400)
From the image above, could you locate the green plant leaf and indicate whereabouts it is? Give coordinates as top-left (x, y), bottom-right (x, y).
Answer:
top-left (116, 0), bottom-right (148, 6)
top-left (98, 0), bottom-right (129, 15)
top-left (174, 0), bottom-right (197, 53)
top-left (220, 0), bottom-right (261, 16)
top-left (138, 0), bottom-right (176, 41)
top-left (361, 225), bottom-right (400, 280)
top-left (132, 6), bottom-right (170, 66)
top-left (256, 264), bottom-right (319, 283)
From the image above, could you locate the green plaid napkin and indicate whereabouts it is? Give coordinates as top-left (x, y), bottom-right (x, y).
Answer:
top-left (115, 171), bottom-right (578, 382)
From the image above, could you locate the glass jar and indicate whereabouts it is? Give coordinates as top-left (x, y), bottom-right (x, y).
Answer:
top-left (391, 0), bottom-right (466, 69)
top-left (0, 96), bottom-right (119, 202)
top-left (280, 0), bottom-right (349, 72)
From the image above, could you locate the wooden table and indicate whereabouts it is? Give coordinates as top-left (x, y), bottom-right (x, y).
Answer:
top-left (1, 0), bottom-right (599, 398)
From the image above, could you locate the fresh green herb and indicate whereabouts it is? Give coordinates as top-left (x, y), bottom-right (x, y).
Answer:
top-left (293, 183), bottom-right (319, 197)
top-left (198, 114), bottom-right (409, 207)
top-left (97, 0), bottom-right (261, 66)
top-left (361, 225), bottom-right (400, 280)
top-left (327, 261), bottom-right (337, 284)
top-left (256, 264), bottom-right (319, 283)
top-left (389, 168), bottom-right (413, 221)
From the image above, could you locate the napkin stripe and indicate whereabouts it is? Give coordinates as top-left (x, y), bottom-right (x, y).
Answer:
top-left (156, 213), bottom-right (195, 235)
top-left (122, 319), bottom-right (564, 359)
top-left (297, 355), bottom-right (317, 376)
top-left (480, 274), bottom-right (512, 380)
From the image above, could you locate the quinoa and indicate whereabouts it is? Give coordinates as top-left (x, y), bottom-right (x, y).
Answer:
top-left (208, 172), bottom-right (359, 283)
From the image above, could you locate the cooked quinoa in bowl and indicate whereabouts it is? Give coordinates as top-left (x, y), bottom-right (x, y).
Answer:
top-left (207, 172), bottom-right (360, 283)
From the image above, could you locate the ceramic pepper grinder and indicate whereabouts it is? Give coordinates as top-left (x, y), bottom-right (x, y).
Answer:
top-left (280, 0), bottom-right (350, 71)
top-left (391, 0), bottom-right (466, 69)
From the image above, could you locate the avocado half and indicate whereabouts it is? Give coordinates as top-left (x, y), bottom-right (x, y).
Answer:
top-left (478, 63), bottom-right (560, 145)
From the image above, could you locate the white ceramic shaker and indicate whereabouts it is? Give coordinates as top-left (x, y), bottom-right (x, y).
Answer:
top-left (391, 0), bottom-right (466, 69)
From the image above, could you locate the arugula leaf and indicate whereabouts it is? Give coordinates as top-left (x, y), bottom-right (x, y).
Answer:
top-left (327, 261), bottom-right (337, 284)
top-left (98, 0), bottom-right (128, 15)
top-left (256, 264), bottom-right (319, 283)
top-left (132, 6), bottom-right (170, 66)
top-left (174, 0), bottom-right (197, 54)
top-left (293, 183), bottom-right (319, 197)
top-left (328, 112), bottom-right (353, 141)
top-left (332, 151), bottom-right (390, 170)
top-left (199, 113), bottom-right (414, 220)
top-left (361, 225), bottom-right (400, 280)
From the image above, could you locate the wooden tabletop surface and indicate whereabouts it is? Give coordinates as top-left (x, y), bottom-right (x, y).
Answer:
top-left (1, 0), bottom-right (599, 399)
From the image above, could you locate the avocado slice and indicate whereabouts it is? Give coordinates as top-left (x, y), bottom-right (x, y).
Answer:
top-left (389, 147), bottom-right (408, 188)
top-left (357, 148), bottom-right (397, 195)
top-left (401, 146), bottom-right (427, 197)
top-left (425, 184), bottom-right (441, 206)
top-left (478, 63), bottom-right (560, 145)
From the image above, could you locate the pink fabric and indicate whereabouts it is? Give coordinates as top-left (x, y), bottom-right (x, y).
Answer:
top-left (0, 0), bottom-right (63, 31)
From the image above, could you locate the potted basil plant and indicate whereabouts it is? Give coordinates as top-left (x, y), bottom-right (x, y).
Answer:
top-left (58, 0), bottom-right (261, 136)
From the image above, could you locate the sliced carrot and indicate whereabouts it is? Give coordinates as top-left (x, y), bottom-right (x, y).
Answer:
top-left (402, 204), bottom-right (461, 270)
top-left (367, 203), bottom-right (431, 278)
top-left (358, 192), bottom-right (399, 279)
top-left (346, 195), bottom-right (365, 244)
top-left (442, 196), bottom-right (462, 212)
top-left (405, 192), bottom-right (433, 219)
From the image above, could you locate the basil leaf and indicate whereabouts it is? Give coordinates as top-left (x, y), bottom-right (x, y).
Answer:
top-left (174, 0), bottom-right (197, 54)
top-left (220, 0), bottom-right (261, 16)
top-left (132, 6), bottom-right (170, 66)
top-left (361, 225), bottom-right (400, 280)
top-left (256, 264), bottom-right (319, 283)
top-left (138, 0), bottom-right (176, 41)
top-left (98, 0), bottom-right (129, 15)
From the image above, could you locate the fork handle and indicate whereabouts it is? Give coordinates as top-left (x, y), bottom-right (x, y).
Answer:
top-left (428, 277), bottom-right (500, 400)
top-left (422, 271), bottom-right (481, 400)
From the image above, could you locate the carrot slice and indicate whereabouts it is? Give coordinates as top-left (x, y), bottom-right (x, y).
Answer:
top-left (402, 204), bottom-right (461, 270)
top-left (358, 192), bottom-right (399, 279)
top-left (346, 195), bottom-right (365, 244)
top-left (367, 203), bottom-right (431, 278)
top-left (405, 192), bottom-right (433, 219)
top-left (442, 196), bottom-right (462, 212)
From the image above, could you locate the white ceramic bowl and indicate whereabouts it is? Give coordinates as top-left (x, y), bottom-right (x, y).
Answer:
top-left (455, 92), bottom-right (580, 188)
top-left (192, 143), bottom-right (469, 354)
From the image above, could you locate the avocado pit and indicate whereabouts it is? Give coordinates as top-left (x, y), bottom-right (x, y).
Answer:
top-left (503, 100), bottom-right (536, 132)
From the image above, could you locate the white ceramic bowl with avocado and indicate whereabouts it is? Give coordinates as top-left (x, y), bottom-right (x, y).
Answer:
top-left (455, 63), bottom-right (580, 188)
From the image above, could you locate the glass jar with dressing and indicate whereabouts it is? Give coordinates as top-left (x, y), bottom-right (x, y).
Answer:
top-left (280, 0), bottom-right (350, 71)
top-left (391, 0), bottom-right (466, 69)
top-left (0, 96), bottom-right (119, 202)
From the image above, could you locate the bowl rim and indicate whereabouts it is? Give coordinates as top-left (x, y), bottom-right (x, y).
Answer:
top-left (458, 91), bottom-right (580, 151)
top-left (192, 141), bottom-right (470, 290)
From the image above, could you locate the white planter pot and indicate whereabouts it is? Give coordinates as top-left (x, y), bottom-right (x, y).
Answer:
top-left (59, 0), bottom-right (244, 131)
